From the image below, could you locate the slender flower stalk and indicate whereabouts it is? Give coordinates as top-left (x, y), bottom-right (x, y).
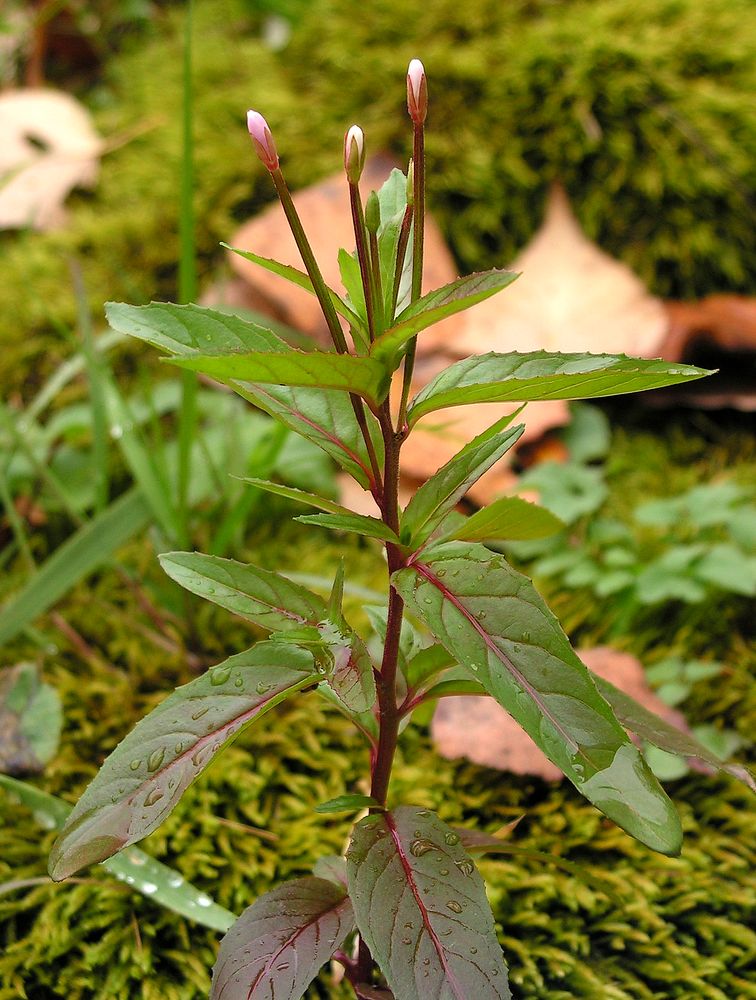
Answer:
top-left (247, 111), bottom-right (383, 493)
top-left (398, 59), bottom-right (428, 432)
top-left (344, 125), bottom-right (378, 343)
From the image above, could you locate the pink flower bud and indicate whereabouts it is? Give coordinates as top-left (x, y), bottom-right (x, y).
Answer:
top-left (407, 58), bottom-right (427, 125)
top-left (344, 124), bottom-right (365, 184)
top-left (246, 110), bottom-right (279, 171)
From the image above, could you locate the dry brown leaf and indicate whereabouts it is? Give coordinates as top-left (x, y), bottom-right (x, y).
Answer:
top-left (431, 647), bottom-right (689, 781)
top-left (227, 154), bottom-right (460, 346)
top-left (419, 184), bottom-right (668, 361)
top-left (0, 88), bottom-right (102, 230)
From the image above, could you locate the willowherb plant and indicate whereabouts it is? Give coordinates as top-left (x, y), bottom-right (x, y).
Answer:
top-left (49, 61), bottom-right (754, 999)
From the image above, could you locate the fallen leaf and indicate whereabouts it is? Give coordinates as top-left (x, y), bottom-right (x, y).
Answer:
top-left (0, 88), bottom-right (102, 230)
top-left (0, 662), bottom-right (63, 775)
top-left (431, 647), bottom-right (690, 782)
top-left (419, 184), bottom-right (668, 361)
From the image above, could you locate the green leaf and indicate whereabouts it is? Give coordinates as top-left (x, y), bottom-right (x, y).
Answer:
top-left (312, 855), bottom-right (348, 887)
top-left (0, 775), bottom-right (235, 932)
top-left (295, 512), bottom-right (400, 543)
top-left (375, 168), bottom-right (412, 319)
top-left (160, 552), bottom-right (328, 631)
top-left (315, 621), bottom-right (377, 716)
top-left (401, 420), bottom-right (524, 546)
top-left (439, 495), bottom-right (564, 544)
top-left (338, 247), bottom-right (368, 340)
top-left (240, 478), bottom-right (354, 516)
top-left (314, 794), bottom-right (382, 814)
top-left (517, 461), bottom-right (608, 525)
top-left (592, 674), bottom-right (756, 793)
top-left (394, 543), bottom-right (682, 855)
top-left (347, 806), bottom-right (511, 999)
top-left (408, 352), bottom-right (713, 423)
top-left (48, 642), bottom-right (316, 880)
top-left (210, 876), bottom-right (354, 1000)
top-left (105, 301), bottom-right (288, 356)
top-left (0, 663), bottom-right (62, 774)
top-left (0, 487), bottom-right (151, 647)
top-left (222, 244), bottom-right (365, 333)
top-left (169, 350), bottom-right (391, 407)
top-left (371, 270), bottom-right (519, 365)
top-left (107, 301), bottom-right (383, 489)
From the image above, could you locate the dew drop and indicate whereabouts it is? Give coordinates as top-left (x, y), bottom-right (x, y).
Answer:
top-left (410, 839), bottom-right (436, 857)
top-left (129, 759), bottom-right (141, 771)
top-left (455, 859), bottom-right (474, 877)
top-left (470, 947), bottom-right (478, 955)
top-left (144, 788), bottom-right (164, 808)
top-left (210, 665), bottom-right (231, 686)
top-left (402, 937), bottom-right (411, 945)
top-left (191, 706), bottom-right (209, 720)
top-left (142, 882), bottom-right (158, 895)
top-left (256, 680), bottom-right (272, 695)
top-left (404, 922), bottom-right (414, 929)
top-left (276, 962), bottom-right (290, 971)
top-left (439, 868), bottom-right (449, 876)
top-left (436, 569), bottom-right (446, 578)
top-left (196, 894), bottom-right (212, 907)
top-left (168, 875), bottom-right (184, 888)
top-left (446, 900), bottom-right (463, 913)
top-left (443, 832), bottom-right (460, 846)
top-left (147, 747), bottom-right (165, 772)
top-left (110, 424), bottom-right (123, 440)
top-left (174, 741), bottom-right (183, 754)
top-left (234, 677), bottom-right (244, 688)
top-left (423, 958), bottom-right (430, 966)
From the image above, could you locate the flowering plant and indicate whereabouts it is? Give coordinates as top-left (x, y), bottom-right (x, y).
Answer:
top-left (48, 61), bottom-right (745, 1000)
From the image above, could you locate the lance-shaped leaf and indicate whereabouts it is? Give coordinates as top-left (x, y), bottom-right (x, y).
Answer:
top-left (438, 495), bottom-right (564, 544)
top-left (160, 552), bottom-right (328, 631)
top-left (295, 512), bottom-right (400, 544)
top-left (237, 477), bottom-right (354, 516)
top-left (371, 270), bottom-right (519, 364)
top-left (401, 421), bottom-right (524, 546)
top-left (105, 301), bottom-right (289, 356)
top-left (0, 775), bottom-right (236, 932)
top-left (168, 350), bottom-right (391, 408)
top-left (393, 544), bottom-right (682, 856)
top-left (211, 876), bottom-right (354, 1000)
top-left (408, 352), bottom-right (713, 424)
top-left (48, 643), bottom-right (316, 881)
top-left (593, 674), bottom-right (756, 793)
top-left (244, 384), bottom-right (383, 489)
top-left (222, 243), bottom-right (365, 333)
top-left (346, 806), bottom-right (511, 1000)
top-left (107, 301), bottom-right (383, 489)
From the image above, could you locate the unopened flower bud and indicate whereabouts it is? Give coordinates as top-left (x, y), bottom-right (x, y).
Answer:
top-left (246, 110), bottom-right (279, 171)
top-left (407, 58), bottom-right (427, 125)
top-left (365, 190), bottom-right (381, 234)
top-left (344, 124), bottom-right (366, 184)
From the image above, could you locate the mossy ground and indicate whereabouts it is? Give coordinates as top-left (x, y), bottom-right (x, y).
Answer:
top-left (1, 0), bottom-right (755, 996)
top-left (1, 411), bottom-right (755, 999)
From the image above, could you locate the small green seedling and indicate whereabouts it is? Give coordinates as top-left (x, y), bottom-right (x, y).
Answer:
top-left (49, 60), bottom-right (752, 999)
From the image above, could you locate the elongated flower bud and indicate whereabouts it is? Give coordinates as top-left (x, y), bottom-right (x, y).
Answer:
top-left (365, 190), bottom-right (380, 234)
top-left (344, 124), bottom-right (366, 183)
top-left (407, 58), bottom-right (427, 125)
top-left (246, 110), bottom-right (279, 171)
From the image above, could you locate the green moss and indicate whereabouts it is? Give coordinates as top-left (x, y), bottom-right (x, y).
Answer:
top-left (2, 417), bottom-right (755, 998)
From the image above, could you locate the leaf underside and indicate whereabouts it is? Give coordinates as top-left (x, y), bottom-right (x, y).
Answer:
top-left (594, 674), bottom-right (756, 793)
top-left (347, 806), bottom-right (511, 1000)
top-left (393, 543), bottom-right (682, 856)
top-left (105, 301), bottom-right (383, 488)
top-left (48, 643), bottom-right (316, 880)
top-left (211, 876), bottom-right (355, 1000)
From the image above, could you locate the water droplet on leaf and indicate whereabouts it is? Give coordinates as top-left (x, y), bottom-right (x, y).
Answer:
top-left (147, 748), bottom-right (165, 772)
